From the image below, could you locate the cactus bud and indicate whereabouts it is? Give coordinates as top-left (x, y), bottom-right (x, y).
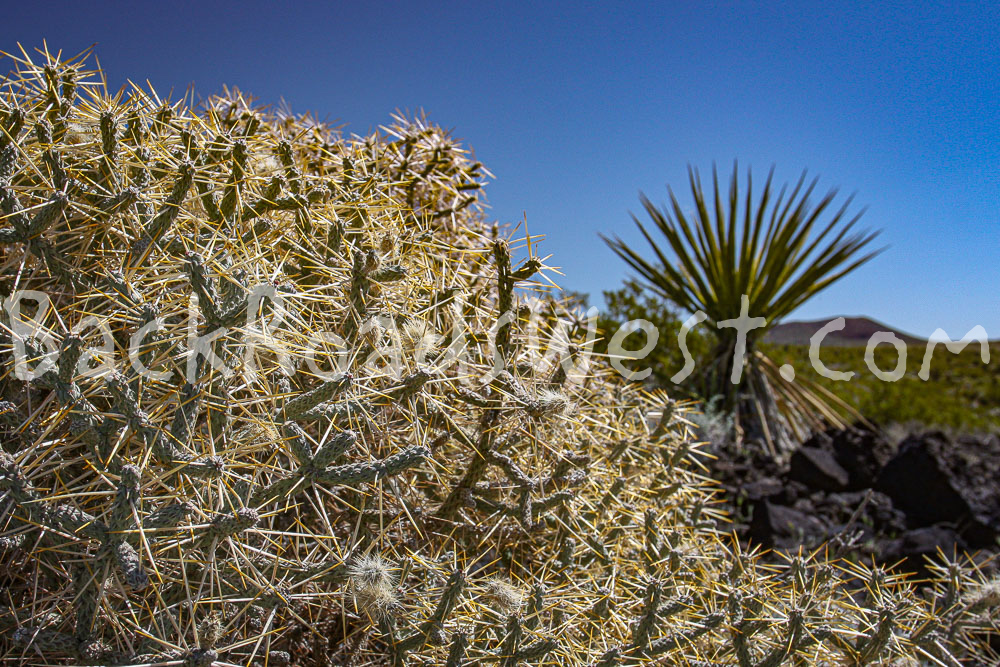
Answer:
top-left (198, 612), bottom-right (225, 648)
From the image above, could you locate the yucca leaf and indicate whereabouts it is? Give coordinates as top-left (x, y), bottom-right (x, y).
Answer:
top-left (604, 165), bottom-right (882, 455)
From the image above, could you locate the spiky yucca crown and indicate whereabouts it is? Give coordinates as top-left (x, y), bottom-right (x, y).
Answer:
top-left (0, 46), bottom-right (996, 666)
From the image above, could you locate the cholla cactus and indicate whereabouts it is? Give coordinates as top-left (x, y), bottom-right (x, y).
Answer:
top-left (0, 45), bottom-right (997, 667)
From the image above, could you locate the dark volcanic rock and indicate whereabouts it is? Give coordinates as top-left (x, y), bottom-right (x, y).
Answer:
top-left (779, 480), bottom-right (811, 504)
top-left (742, 477), bottom-right (783, 501)
top-left (876, 435), bottom-right (969, 526)
top-left (952, 433), bottom-right (1000, 543)
top-left (747, 500), bottom-right (830, 550)
top-left (876, 432), bottom-right (999, 546)
top-left (789, 446), bottom-right (849, 491)
top-left (708, 426), bottom-right (1000, 567)
top-left (879, 525), bottom-right (967, 574)
top-left (830, 426), bottom-right (895, 489)
top-left (802, 425), bottom-right (894, 490)
top-left (820, 490), bottom-right (907, 535)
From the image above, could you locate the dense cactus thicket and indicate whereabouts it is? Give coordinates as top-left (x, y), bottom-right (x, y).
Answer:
top-left (0, 46), bottom-right (997, 666)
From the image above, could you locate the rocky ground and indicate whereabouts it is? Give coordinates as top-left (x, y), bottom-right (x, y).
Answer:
top-left (707, 425), bottom-right (1000, 576)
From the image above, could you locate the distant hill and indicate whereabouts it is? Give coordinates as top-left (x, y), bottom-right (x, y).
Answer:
top-left (763, 316), bottom-right (925, 347)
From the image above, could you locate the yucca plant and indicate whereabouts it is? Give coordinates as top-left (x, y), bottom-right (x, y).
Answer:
top-left (603, 164), bottom-right (882, 455)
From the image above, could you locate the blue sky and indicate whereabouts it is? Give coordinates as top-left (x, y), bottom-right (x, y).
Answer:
top-left (4, 1), bottom-right (997, 337)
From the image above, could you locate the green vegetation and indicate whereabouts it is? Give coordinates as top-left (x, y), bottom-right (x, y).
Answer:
top-left (764, 341), bottom-right (1000, 432)
top-left (595, 290), bottom-right (999, 432)
top-left (602, 164), bottom-right (881, 455)
top-left (595, 278), bottom-right (712, 388)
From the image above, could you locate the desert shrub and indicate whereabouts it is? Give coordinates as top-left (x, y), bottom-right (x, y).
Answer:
top-left (595, 278), bottom-right (712, 391)
top-left (765, 342), bottom-right (1000, 432)
top-left (0, 47), bottom-right (996, 666)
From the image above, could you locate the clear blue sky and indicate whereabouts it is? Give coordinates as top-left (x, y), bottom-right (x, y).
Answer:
top-left (4, 1), bottom-right (998, 337)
